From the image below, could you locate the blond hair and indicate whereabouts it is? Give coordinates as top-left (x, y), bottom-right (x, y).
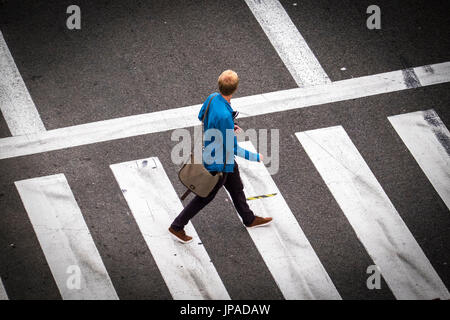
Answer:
top-left (218, 70), bottom-right (239, 96)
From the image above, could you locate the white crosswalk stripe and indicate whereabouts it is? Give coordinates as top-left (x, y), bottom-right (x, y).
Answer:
top-left (0, 62), bottom-right (449, 160)
top-left (0, 30), bottom-right (46, 136)
top-left (232, 141), bottom-right (341, 300)
top-left (1, 0), bottom-right (449, 301)
top-left (4, 113), bottom-right (450, 299)
top-left (0, 278), bottom-right (8, 300)
top-left (296, 126), bottom-right (450, 300)
top-left (110, 157), bottom-right (230, 300)
top-left (244, 0), bottom-right (330, 86)
top-left (388, 109), bottom-right (450, 210)
top-left (14, 174), bottom-right (118, 300)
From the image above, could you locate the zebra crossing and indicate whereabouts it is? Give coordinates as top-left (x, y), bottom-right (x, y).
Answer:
top-left (4, 108), bottom-right (449, 300)
top-left (14, 174), bottom-right (118, 300)
top-left (1, 61), bottom-right (449, 161)
top-left (296, 125), bottom-right (449, 300)
top-left (110, 158), bottom-right (230, 300)
top-left (230, 141), bottom-right (341, 300)
top-left (0, 0), bottom-right (449, 301)
top-left (244, 0), bottom-right (331, 86)
top-left (388, 110), bottom-right (450, 210)
top-left (0, 31), bottom-right (46, 136)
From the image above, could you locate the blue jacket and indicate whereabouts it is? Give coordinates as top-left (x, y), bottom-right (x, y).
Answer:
top-left (198, 93), bottom-right (260, 172)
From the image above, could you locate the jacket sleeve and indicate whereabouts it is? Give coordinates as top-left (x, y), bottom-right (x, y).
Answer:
top-left (218, 115), bottom-right (260, 163)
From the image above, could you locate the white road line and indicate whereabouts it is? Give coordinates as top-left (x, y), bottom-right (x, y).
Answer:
top-left (14, 174), bottom-right (118, 300)
top-left (0, 278), bottom-right (8, 300)
top-left (0, 30), bottom-right (46, 136)
top-left (232, 141), bottom-right (341, 300)
top-left (0, 62), bottom-right (448, 160)
top-left (110, 157), bottom-right (230, 300)
top-left (388, 109), bottom-right (450, 210)
top-left (244, 0), bottom-right (330, 86)
top-left (296, 126), bottom-right (450, 300)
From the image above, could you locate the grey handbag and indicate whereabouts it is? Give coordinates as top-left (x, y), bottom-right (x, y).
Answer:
top-left (178, 95), bottom-right (225, 200)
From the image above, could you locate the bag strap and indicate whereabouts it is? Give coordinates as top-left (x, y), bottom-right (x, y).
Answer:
top-left (180, 189), bottom-right (192, 201)
top-left (201, 93), bottom-right (217, 123)
top-left (196, 94), bottom-right (217, 150)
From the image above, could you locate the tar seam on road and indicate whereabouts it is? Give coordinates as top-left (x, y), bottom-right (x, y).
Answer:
top-left (388, 109), bottom-right (450, 210)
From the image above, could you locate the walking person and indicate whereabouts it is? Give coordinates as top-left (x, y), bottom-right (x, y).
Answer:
top-left (169, 70), bottom-right (273, 243)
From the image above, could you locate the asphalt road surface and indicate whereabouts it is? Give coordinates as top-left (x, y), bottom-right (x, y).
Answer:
top-left (0, 0), bottom-right (449, 300)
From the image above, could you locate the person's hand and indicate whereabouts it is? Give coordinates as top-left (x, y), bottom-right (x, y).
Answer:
top-left (234, 124), bottom-right (242, 134)
top-left (259, 154), bottom-right (264, 162)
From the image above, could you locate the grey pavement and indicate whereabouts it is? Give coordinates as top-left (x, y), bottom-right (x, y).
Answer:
top-left (0, 0), bottom-right (449, 300)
